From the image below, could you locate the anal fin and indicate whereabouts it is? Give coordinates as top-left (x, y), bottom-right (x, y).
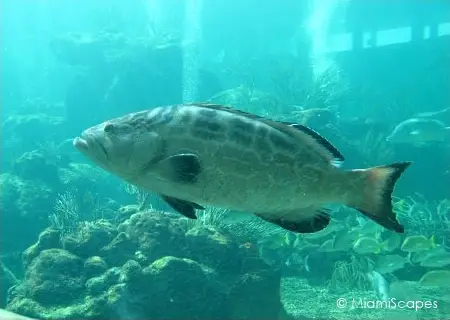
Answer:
top-left (256, 208), bottom-right (331, 234)
top-left (161, 195), bottom-right (204, 219)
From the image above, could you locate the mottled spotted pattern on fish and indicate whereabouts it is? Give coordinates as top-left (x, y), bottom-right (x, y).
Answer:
top-left (120, 104), bottom-right (316, 175)
top-left (169, 104), bottom-right (317, 169)
top-left (74, 103), bottom-right (411, 234)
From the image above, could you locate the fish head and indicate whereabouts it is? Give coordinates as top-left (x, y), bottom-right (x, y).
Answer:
top-left (73, 116), bottom-right (163, 180)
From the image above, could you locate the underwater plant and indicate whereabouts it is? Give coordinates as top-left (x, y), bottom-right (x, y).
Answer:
top-left (303, 65), bottom-right (349, 110)
top-left (181, 206), bottom-right (282, 244)
top-left (350, 128), bottom-right (396, 166)
top-left (195, 206), bottom-right (230, 226)
top-left (179, 206), bottom-right (228, 232)
top-left (267, 58), bottom-right (312, 106)
top-left (328, 255), bottom-right (373, 293)
top-left (271, 60), bottom-right (348, 110)
top-left (209, 84), bottom-right (284, 117)
top-left (48, 191), bottom-right (80, 238)
top-left (225, 219), bottom-right (283, 244)
top-left (48, 190), bottom-right (116, 242)
top-left (124, 183), bottom-right (150, 210)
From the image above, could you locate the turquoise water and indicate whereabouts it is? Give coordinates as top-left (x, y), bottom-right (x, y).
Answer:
top-left (1, 1), bottom-right (449, 319)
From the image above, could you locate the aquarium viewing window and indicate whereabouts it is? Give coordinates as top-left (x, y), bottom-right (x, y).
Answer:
top-left (325, 22), bottom-right (450, 53)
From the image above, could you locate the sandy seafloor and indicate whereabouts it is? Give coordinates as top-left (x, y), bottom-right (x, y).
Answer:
top-left (281, 277), bottom-right (450, 320)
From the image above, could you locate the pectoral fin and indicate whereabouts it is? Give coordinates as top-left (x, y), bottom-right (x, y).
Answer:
top-left (256, 208), bottom-right (331, 233)
top-left (155, 153), bottom-right (202, 184)
top-left (161, 195), bottom-right (204, 219)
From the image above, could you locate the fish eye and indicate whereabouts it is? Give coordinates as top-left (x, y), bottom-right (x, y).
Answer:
top-left (104, 123), bottom-right (115, 134)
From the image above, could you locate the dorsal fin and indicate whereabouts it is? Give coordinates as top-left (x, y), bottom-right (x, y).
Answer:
top-left (281, 122), bottom-right (344, 166)
top-left (189, 103), bottom-right (265, 121)
top-left (190, 103), bottom-right (344, 166)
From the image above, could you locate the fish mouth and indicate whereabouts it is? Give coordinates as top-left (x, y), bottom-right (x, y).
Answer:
top-left (73, 136), bottom-right (89, 152)
top-left (73, 134), bottom-right (109, 159)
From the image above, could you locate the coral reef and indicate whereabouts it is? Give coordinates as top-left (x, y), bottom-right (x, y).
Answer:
top-left (7, 210), bottom-right (287, 320)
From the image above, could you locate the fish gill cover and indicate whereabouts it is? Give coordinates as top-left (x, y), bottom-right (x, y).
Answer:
top-left (1, 0), bottom-right (449, 319)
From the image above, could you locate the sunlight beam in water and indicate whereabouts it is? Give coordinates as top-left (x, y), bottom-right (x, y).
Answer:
top-left (145, 0), bottom-right (161, 37)
top-left (182, 0), bottom-right (203, 103)
top-left (307, 0), bottom-right (343, 81)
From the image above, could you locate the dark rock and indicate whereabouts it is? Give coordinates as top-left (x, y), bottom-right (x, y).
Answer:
top-left (84, 256), bottom-right (108, 278)
top-left (85, 267), bottom-right (121, 297)
top-left (61, 220), bottom-right (117, 258)
top-left (226, 269), bottom-right (285, 320)
top-left (109, 256), bottom-right (225, 320)
top-left (118, 260), bottom-right (143, 284)
top-left (22, 228), bottom-right (62, 268)
top-left (99, 232), bottom-right (136, 267)
top-left (185, 225), bottom-right (243, 273)
top-left (121, 211), bottom-right (186, 263)
top-left (24, 249), bottom-right (85, 306)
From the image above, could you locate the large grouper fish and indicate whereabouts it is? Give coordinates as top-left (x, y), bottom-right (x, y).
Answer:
top-left (0, 308), bottom-right (37, 320)
top-left (73, 103), bottom-right (411, 234)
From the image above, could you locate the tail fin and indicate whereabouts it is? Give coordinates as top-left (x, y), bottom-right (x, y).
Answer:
top-left (347, 162), bottom-right (412, 233)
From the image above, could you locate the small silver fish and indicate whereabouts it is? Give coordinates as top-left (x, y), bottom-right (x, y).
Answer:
top-left (386, 118), bottom-right (450, 146)
top-left (419, 270), bottom-right (450, 287)
top-left (318, 239), bottom-right (335, 252)
top-left (414, 107), bottom-right (450, 119)
top-left (401, 235), bottom-right (436, 253)
top-left (420, 250), bottom-right (450, 268)
top-left (353, 237), bottom-right (383, 254)
top-left (333, 228), bottom-right (360, 251)
top-left (74, 103), bottom-right (410, 234)
top-left (367, 271), bottom-right (389, 301)
top-left (375, 254), bottom-right (409, 274)
top-left (409, 247), bottom-right (448, 264)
